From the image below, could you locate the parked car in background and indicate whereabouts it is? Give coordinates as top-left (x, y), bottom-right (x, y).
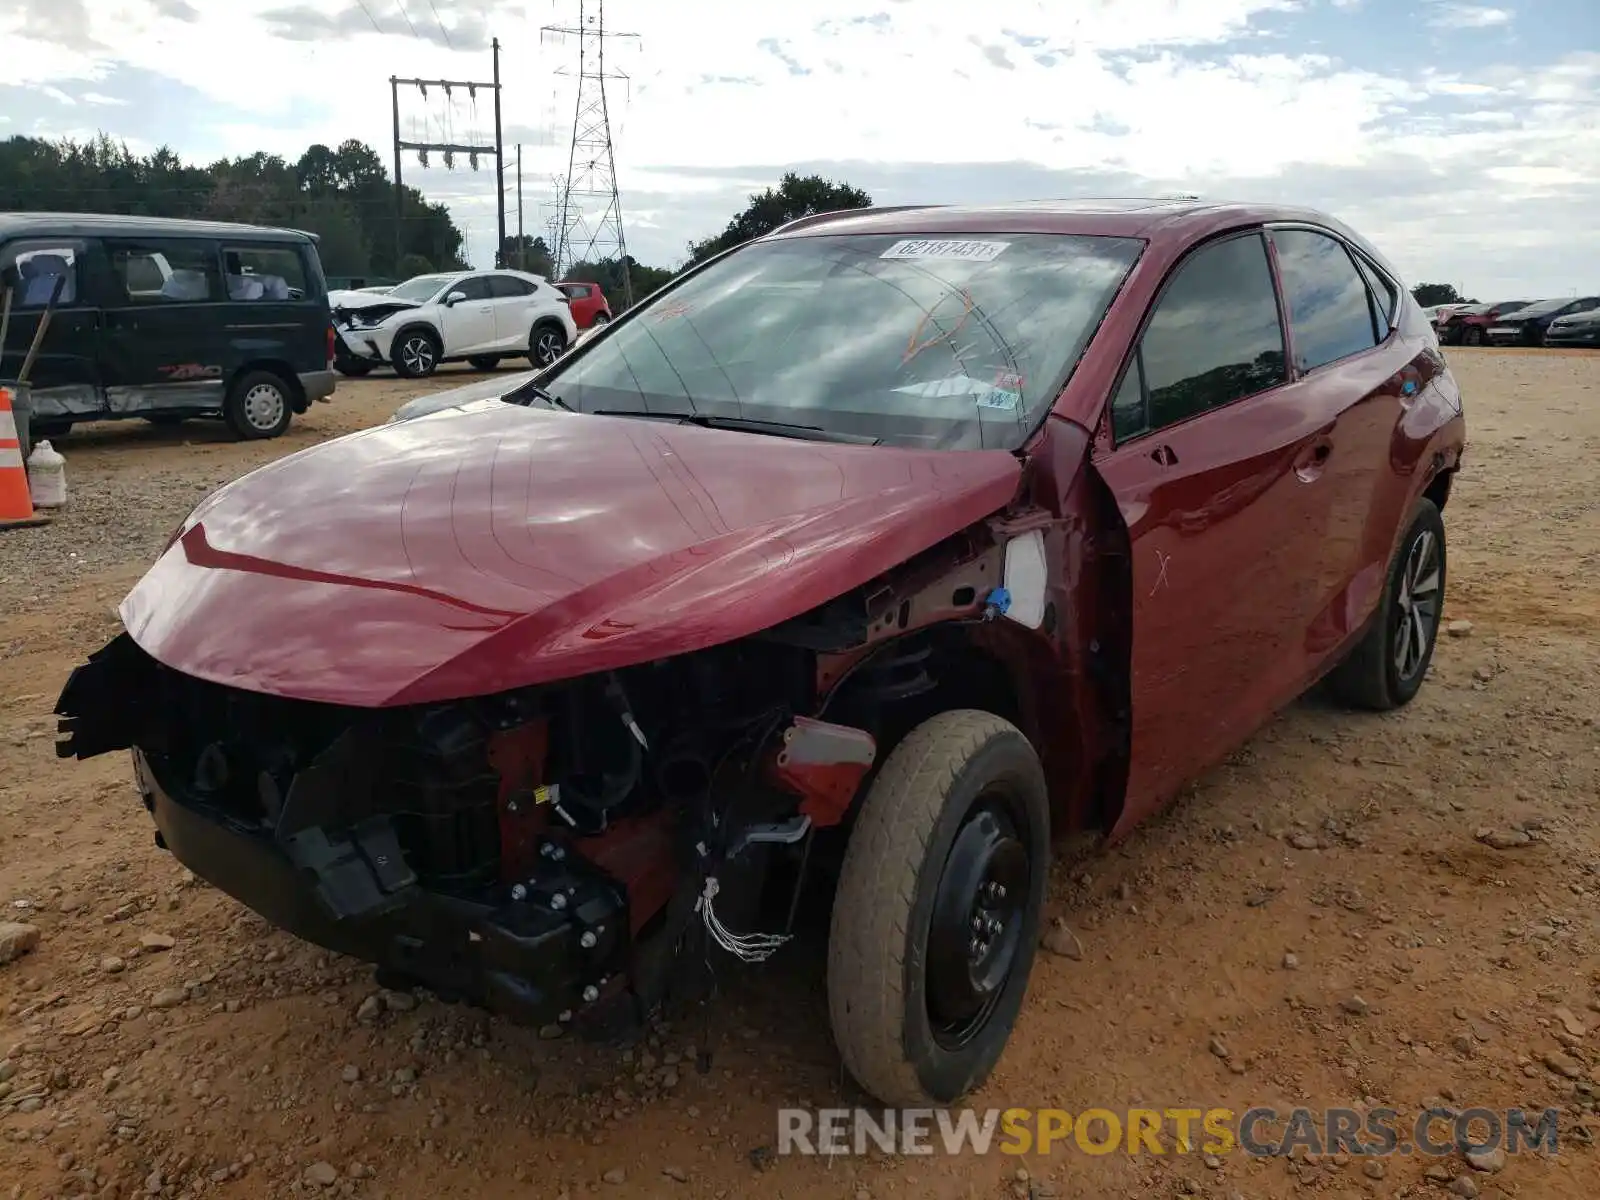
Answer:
top-left (1438, 300), bottom-right (1530, 345)
top-left (557, 280), bottom-right (612, 329)
top-left (331, 269), bottom-right (577, 378)
top-left (1421, 302), bottom-right (1470, 326)
top-left (0, 212), bottom-right (334, 443)
top-left (1542, 306), bottom-right (1600, 348)
top-left (56, 198), bottom-right (1465, 1109)
top-left (1486, 296), bottom-right (1600, 347)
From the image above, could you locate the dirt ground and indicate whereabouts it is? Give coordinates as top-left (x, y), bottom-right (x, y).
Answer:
top-left (1, 350), bottom-right (1597, 1200)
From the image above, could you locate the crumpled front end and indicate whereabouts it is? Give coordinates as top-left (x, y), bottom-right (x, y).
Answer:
top-left (54, 624), bottom-right (886, 1029)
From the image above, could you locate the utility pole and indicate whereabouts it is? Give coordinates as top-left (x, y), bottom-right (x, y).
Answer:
top-left (515, 144), bottom-right (525, 270)
top-left (389, 40), bottom-right (507, 273)
top-left (542, 0), bottom-right (638, 305)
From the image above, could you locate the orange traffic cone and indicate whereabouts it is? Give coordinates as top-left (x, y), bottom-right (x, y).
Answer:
top-left (0, 386), bottom-right (50, 530)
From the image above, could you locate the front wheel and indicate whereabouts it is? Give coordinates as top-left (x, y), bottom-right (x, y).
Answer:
top-left (827, 710), bottom-right (1049, 1106)
top-left (467, 355), bottom-right (502, 372)
top-left (392, 329), bottom-right (441, 378)
top-left (529, 323), bottom-right (568, 367)
top-left (334, 359), bottom-right (373, 378)
top-left (1464, 326), bottom-right (1485, 347)
top-left (223, 371), bottom-right (293, 440)
top-left (1325, 497), bottom-right (1446, 710)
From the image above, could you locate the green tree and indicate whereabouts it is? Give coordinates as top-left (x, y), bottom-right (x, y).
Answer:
top-left (0, 133), bottom-right (468, 283)
top-left (684, 172), bottom-right (871, 266)
top-left (1412, 283), bottom-right (1473, 307)
top-left (500, 235), bottom-right (555, 277)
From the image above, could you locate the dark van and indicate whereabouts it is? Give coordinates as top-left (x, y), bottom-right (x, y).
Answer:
top-left (0, 213), bottom-right (335, 444)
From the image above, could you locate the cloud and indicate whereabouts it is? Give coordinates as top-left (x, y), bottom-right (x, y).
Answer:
top-left (0, 0), bottom-right (1594, 294)
top-left (1426, 3), bottom-right (1514, 29)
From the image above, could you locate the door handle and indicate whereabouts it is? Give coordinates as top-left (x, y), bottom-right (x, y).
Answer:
top-left (1294, 439), bottom-right (1333, 482)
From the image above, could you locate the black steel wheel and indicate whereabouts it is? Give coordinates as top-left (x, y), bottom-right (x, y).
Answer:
top-left (828, 709), bottom-right (1049, 1106)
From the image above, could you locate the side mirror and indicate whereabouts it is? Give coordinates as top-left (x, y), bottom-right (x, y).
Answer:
top-left (445, 291), bottom-right (467, 307)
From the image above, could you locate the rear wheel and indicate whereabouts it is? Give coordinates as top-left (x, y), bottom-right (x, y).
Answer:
top-left (591, 312), bottom-right (610, 327)
top-left (467, 355), bottom-right (502, 372)
top-left (1464, 326), bottom-right (1485, 346)
top-left (392, 328), bottom-right (441, 378)
top-left (529, 323), bottom-right (567, 367)
top-left (827, 710), bottom-right (1049, 1106)
top-left (223, 370), bottom-right (293, 440)
top-left (1326, 498), bottom-right (1445, 711)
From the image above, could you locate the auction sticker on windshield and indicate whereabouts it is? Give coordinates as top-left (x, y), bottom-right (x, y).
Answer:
top-left (880, 239), bottom-right (1010, 262)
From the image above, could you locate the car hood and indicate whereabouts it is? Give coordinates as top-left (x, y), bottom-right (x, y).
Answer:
top-left (390, 373), bottom-right (537, 422)
top-left (122, 405), bottom-right (1024, 708)
top-left (331, 291), bottom-right (421, 315)
top-left (1550, 310), bottom-right (1600, 327)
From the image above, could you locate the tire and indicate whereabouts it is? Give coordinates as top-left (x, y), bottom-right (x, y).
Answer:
top-left (223, 370), bottom-right (293, 440)
top-left (334, 360), bottom-right (373, 378)
top-left (1463, 326), bottom-right (1484, 347)
top-left (392, 327), bottom-right (441, 378)
top-left (467, 355), bottom-right (502, 372)
top-left (592, 312), bottom-right (610, 326)
top-left (827, 710), bottom-right (1049, 1106)
top-left (1325, 497), bottom-right (1446, 711)
top-left (529, 322), bottom-right (568, 367)
top-left (32, 419), bottom-right (72, 443)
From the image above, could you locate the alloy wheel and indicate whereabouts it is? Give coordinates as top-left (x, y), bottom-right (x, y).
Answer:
top-left (533, 329), bottom-right (565, 365)
top-left (1393, 527), bottom-right (1441, 681)
top-left (401, 336), bottom-right (436, 375)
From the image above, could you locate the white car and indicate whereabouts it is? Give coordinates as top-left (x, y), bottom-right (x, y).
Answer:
top-left (331, 269), bottom-right (578, 378)
top-left (385, 326), bottom-right (605, 423)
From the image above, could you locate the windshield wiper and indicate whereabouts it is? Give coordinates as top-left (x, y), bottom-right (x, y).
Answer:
top-left (592, 409), bottom-right (880, 445)
top-left (511, 382), bottom-right (574, 412)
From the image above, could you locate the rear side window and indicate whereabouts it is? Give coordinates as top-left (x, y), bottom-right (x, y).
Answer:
top-left (222, 244), bottom-right (309, 301)
top-left (3, 242), bottom-right (81, 307)
top-left (1121, 232), bottom-right (1286, 440)
top-left (559, 283), bottom-right (589, 299)
top-left (1271, 229), bottom-right (1380, 372)
top-left (1350, 252), bottom-right (1397, 332)
top-left (488, 275), bottom-right (535, 298)
top-left (108, 240), bottom-right (221, 304)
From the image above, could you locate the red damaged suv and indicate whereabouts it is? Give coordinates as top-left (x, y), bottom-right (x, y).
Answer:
top-left (56, 199), bottom-right (1466, 1107)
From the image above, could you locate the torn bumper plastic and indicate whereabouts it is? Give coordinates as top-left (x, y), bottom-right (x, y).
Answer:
top-left (130, 749), bottom-right (625, 1027)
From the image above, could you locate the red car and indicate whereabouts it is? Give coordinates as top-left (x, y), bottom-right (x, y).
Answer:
top-left (56, 199), bottom-right (1465, 1107)
top-left (1438, 299), bottom-right (1530, 346)
top-left (557, 280), bottom-right (611, 329)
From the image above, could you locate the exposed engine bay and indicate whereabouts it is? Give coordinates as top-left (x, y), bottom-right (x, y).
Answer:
top-left (51, 514), bottom-right (1120, 1035)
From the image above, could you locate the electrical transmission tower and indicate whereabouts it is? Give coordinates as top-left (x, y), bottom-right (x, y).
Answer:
top-left (542, 1), bottom-right (637, 304)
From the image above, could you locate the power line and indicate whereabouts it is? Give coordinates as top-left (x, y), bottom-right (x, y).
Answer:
top-left (393, 0), bottom-right (421, 40)
top-left (424, 0), bottom-right (454, 49)
top-left (353, 0), bottom-right (384, 35)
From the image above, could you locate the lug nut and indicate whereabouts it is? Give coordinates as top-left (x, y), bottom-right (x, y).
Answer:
top-left (550, 892), bottom-right (567, 910)
top-left (579, 930), bottom-right (597, 948)
top-left (582, 985), bottom-right (599, 1003)
top-left (511, 884), bottom-right (527, 901)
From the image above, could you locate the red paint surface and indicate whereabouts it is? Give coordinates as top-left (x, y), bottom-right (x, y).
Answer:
top-left (120, 405), bottom-right (1021, 706)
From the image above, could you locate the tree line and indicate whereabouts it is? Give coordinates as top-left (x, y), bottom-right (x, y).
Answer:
top-left (1, 134), bottom-right (875, 312)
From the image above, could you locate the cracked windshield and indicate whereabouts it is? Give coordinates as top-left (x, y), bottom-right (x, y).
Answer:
top-left (543, 232), bottom-right (1144, 450)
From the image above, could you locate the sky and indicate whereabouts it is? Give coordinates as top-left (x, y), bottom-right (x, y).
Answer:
top-left (2, 0), bottom-right (1597, 297)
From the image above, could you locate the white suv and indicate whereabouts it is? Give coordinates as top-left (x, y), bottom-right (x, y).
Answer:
top-left (331, 269), bottom-right (579, 379)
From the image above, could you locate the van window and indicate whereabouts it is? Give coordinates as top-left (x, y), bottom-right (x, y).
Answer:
top-left (222, 244), bottom-right (310, 301)
top-left (107, 240), bottom-right (221, 304)
top-left (3, 243), bottom-right (81, 308)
